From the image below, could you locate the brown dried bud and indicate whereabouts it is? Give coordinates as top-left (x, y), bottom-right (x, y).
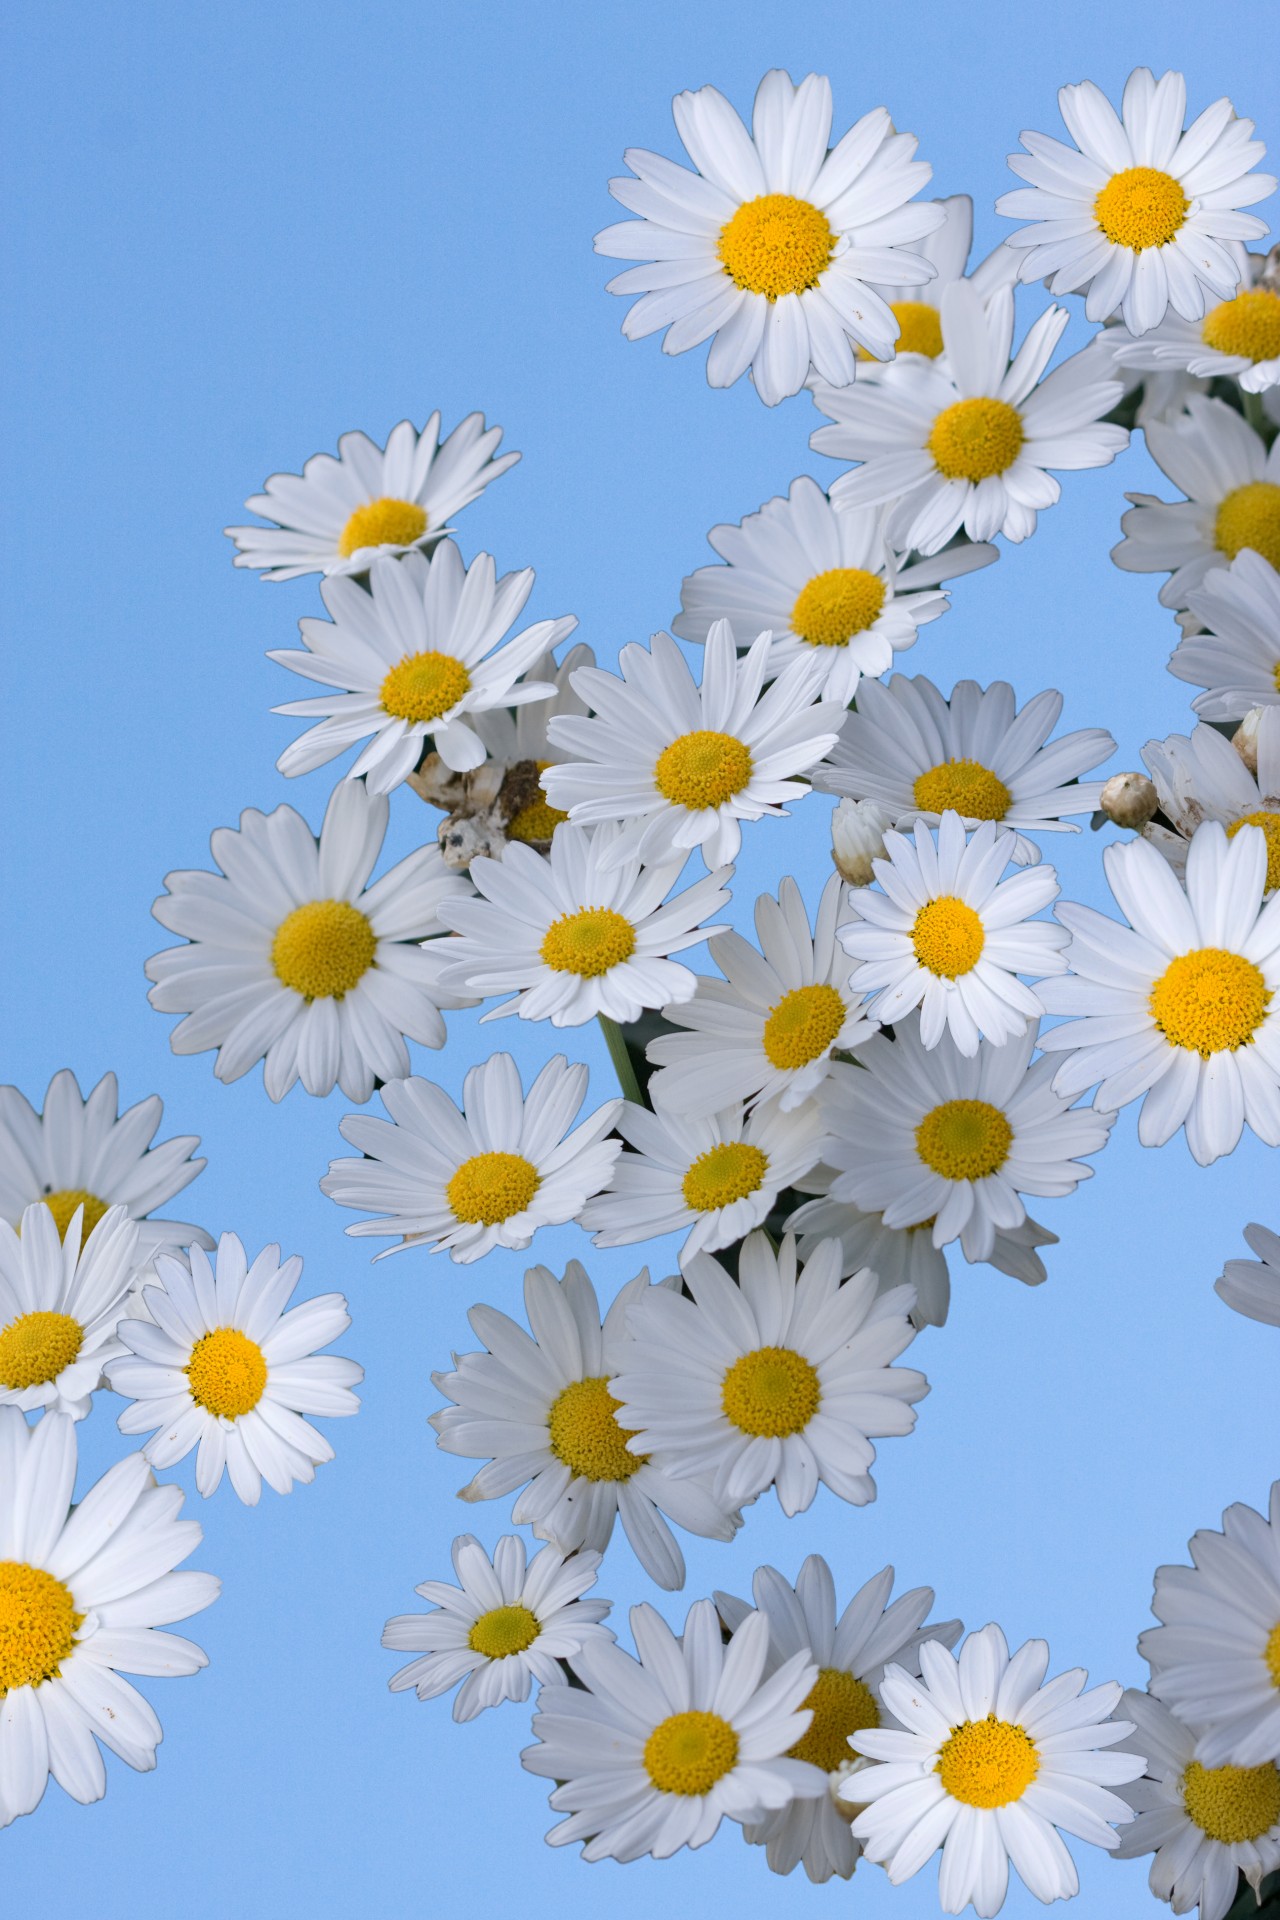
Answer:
top-left (1099, 772), bottom-right (1159, 829)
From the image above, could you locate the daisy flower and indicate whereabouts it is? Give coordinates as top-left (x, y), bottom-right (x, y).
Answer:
top-left (321, 1051), bottom-right (622, 1265)
top-left (146, 779), bottom-right (475, 1103)
top-left (430, 1261), bottom-right (738, 1591)
top-left (421, 821), bottom-right (730, 1027)
top-left (673, 477), bottom-right (997, 705)
top-left (579, 1095), bottom-right (828, 1262)
top-left (839, 813), bottom-right (1069, 1054)
top-left (522, 1597), bottom-right (824, 1860)
top-left (0, 1407), bottom-right (218, 1828)
top-left (611, 1230), bottom-right (927, 1517)
top-left (1141, 710), bottom-right (1280, 886)
top-left (595, 68), bottom-right (944, 406)
top-left (469, 641), bottom-right (594, 847)
top-left (543, 623), bottom-right (843, 871)
top-left (810, 279), bottom-right (1127, 555)
top-left (224, 411), bottom-right (519, 581)
top-left (1168, 549), bottom-right (1280, 721)
top-left (1139, 1479), bottom-right (1280, 1768)
top-left (644, 872), bottom-right (872, 1119)
top-left (811, 671), bottom-right (1117, 867)
top-left (1114, 1689), bottom-right (1280, 1920)
top-left (849, 193), bottom-right (1023, 377)
top-left (1107, 248), bottom-right (1280, 393)
top-left (831, 796), bottom-right (894, 885)
top-left (0, 1202), bottom-right (140, 1419)
top-left (997, 68), bottom-right (1275, 335)
top-left (849, 1622), bottom-right (1142, 1916)
top-left (1112, 397), bottom-right (1280, 610)
top-left (1216, 1220), bottom-right (1280, 1327)
top-left (0, 1068), bottom-right (211, 1257)
top-left (382, 1533), bottom-right (612, 1723)
top-left (1037, 822), bottom-right (1280, 1166)
top-left (714, 1555), bottom-right (962, 1883)
top-left (818, 1017), bottom-right (1114, 1263)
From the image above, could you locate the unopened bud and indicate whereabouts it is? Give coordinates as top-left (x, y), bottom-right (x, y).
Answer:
top-left (1232, 708), bottom-right (1264, 776)
top-left (831, 798), bottom-right (893, 886)
top-left (438, 810), bottom-right (506, 870)
top-left (1099, 772), bottom-right (1159, 829)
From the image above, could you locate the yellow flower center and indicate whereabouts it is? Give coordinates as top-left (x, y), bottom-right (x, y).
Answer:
top-left (1266, 1620), bottom-right (1280, 1688)
top-left (928, 398), bottom-right (1024, 482)
top-left (1148, 947), bottom-right (1270, 1057)
top-left (859, 300), bottom-right (944, 361)
top-left (467, 1603), bottom-right (541, 1659)
top-left (0, 1311), bottom-right (84, 1391)
top-left (379, 650), bottom-right (471, 725)
top-left (540, 907), bottom-right (637, 977)
top-left (717, 194), bottom-right (834, 301)
top-left (643, 1709), bottom-right (740, 1795)
top-left (271, 899), bottom-right (377, 1001)
top-left (337, 496), bottom-right (428, 559)
top-left (547, 1376), bottom-right (647, 1482)
top-left (788, 1668), bottom-right (881, 1772)
top-left (790, 568), bottom-right (887, 649)
top-left (654, 730), bottom-right (754, 811)
top-left (937, 1715), bottom-right (1039, 1807)
top-left (1093, 166), bottom-right (1189, 250)
top-left (507, 763), bottom-right (568, 846)
top-left (912, 896), bottom-right (986, 978)
top-left (681, 1141), bottom-right (769, 1214)
top-left (186, 1326), bottom-right (268, 1419)
top-left (916, 1098), bottom-right (1014, 1181)
top-left (31, 1189), bottom-right (110, 1242)
top-left (762, 983), bottom-right (847, 1071)
top-left (913, 758), bottom-right (1012, 821)
top-left (720, 1345), bottom-right (821, 1437)
top-left (445, 1151), bottom-right (541, 1227)
top-left (0, 1561), bottom-right (82, 1695)
top-left (1202, 287), bottom-right (1280, 364)
top-left (1182, 1758), bottom-right (1280, 1845)
top-left (1227, 811), bottom-right (1280, 891)
top-left (1214, 481), bottom-right (1280, 574)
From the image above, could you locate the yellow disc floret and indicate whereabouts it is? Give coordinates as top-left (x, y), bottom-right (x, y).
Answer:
top-left (790, 568), bottom-right (887, 648)
top-left (937, 1715), bottom-right (1039, 1807)
top-left (928, 399), bottom-right (1024, 482)
top-left (1094, 167), bottom-right (1189, 250)
top-left (654, 731), bottom-right (754, 811)
top-left (507, 763), bottom-right (569, 846)
top-left (0, 1311), bottom-right (84, 1391)
top-left (1265, 1619), bottom-right (1280, 1689)
top-left (644, 1709), bottom-right (740, 1795)
top-left (186, 1326), bottom-right (268, 1419)
top-left (467, 1603), bottom-right (541, 1659)
top-left (540, 907), bottom-right (637, 977)
top-left (337, 496), bottom-right (428, 559)
top-left (762, 983), bottom-right (847, 1070)
top-left (547, 1377), bottom-right (647, 1482)
top-left (789, 1668), bottom-right (881, 1772)
top-left (1227, 811), bottom-right (1280, 892)
top-left (681, 1141), bottom-right (769, 1214)
top-left (1182, 1758), bottom-right (1280, 1844)
top-left (916, 1098), bottom-right (1014, 1181)
top-left (1202, 287), bottom-right (1280, 365)
top-left (1148, 947), bottom-right (1270, 1057)
top-left (912, 897), bottom-right (986, 978)
top-left (718, 194), bottom-right (834, 301)
top-left (446, 1151), bottom-right (540, 1226)
top-left (271, 899), bottom-right (377, 1001)
top-left (379, 650), bottom-right (471, 725)
top-left (721, 1345), bottom-right (821, 1438)
top-left (0, 1561), bottom-right (82, 1694)
top-left (35, 1189), bottom-right (110, 1242)
top-left (1214, 482), bottom-right (1280, 574)
top-left (859, 300), bottom-right (945, 362)
top-left (913, 759), bottom-right (1013, 822)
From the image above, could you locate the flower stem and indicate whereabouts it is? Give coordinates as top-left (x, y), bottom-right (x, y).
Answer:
top-left (598, 1015), bottom-right (644, 1104)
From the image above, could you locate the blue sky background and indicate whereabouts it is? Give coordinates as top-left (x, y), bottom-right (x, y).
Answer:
top-left (3, 2), bottom-right (1279, 1914)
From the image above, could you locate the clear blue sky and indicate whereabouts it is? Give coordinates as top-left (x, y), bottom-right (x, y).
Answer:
top-left (2, 2), bottom-right (1277, 1915)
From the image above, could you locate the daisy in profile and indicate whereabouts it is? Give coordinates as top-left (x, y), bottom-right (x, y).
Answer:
top-left (645, 873), bottom-right (872, 1119)
top-left (1038, 822), bottom-right (1280, 1166)
top-left (146, 779), bottom-right (475, 1103)
top-left (839, 813), bottom-right (1068, 1054)
top-left (431, 1262), bottom-right (738, 1591)
top-left (1168, 549), bottom-right (1280, 720)
top-left (321, 1052), bottom-right (622, 1264)
top-left (382, 1533), bottom-right (612, 1723)
top-left (225, 411), bottom-right (519, 580)
top-left (108, 1232), bottom-right (362, 1505)
top-left (543, 624), bottom-right (843, 870)
top-left (523, 1597), bottom-right (824, 1860)
top-left (812, 671), bottom-right (1116, 867)
top-left (673, 478), bottom-right (997, 705)
top-left (595, 68), bottom-right (943, 406)
top-left (850, 194), bottom-right (1023, 377)
top-left (818, 1018), bottom-right (1113, 1263)
top-left (1141, 710), bottom-right (1280, 886)
top-left (1107, 249), bottom-right (1280, 394)
top-left (811, 280), bottom-right (1127, 555)
top-left (1216, 1220), bottom-right (1280, 1327)
top-left (0, 1068), bottom-right (211, 1256)
top-left (0, 1408), bottom-right (218, 1828)
top-left (998, 68), bottom-right (1275, 335)
top-left (849, 1622), bottom-right (1142, 1916)
top-left (0, 1202), bottom-right (140, 1419)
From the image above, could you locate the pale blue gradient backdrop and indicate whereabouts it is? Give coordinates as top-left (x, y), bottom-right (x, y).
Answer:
top-left (3, 3), bottom-right (1278, 1914)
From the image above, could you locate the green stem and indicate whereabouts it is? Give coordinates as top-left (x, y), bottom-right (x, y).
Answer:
top-left (597, 1015), bottom-right (643, 1104)
top-left (1242, 386), bottom-right (1271, 440)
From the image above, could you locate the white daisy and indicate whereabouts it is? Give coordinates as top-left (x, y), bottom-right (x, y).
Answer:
top-left (1139, 1479), bottom-right (1280, 1768)
top-left (714, 1555), bottom-right (962, 1883)
top-left (579, 1095), bottom-right (828, 1262)
top-left (0, 1203), bottom-right (140, 1419)
top-left (595, 68), bottom-right (944, 406)
top-left (839, 813), bottom-right (1068, 1054)
top-left (612, 1230), bottom-right (926, 1518)
top-left (1141, 709), bottom-right (1280, 887)
top-left (522, 1596), bottom-right (824, 1860)
top-left (321, 1051), bottom-right (622, 1265)
top-left (1037, 822), bottom-right (1280, 1166)
top-left (0, 1407), bottom-right (218, 1828)
top-left (382, 1533), bottom-right (612, 1723)
top-left (468, 641), bottom-right (595, 847)
top-left (1168, 549), bottom-right (1280, 720)
top-left (849, 1622), bottom-right (1142, 1917)
top-left (430, 1261), bottom-right (738, 1592)
top-left (543, 623), bottom-right (843, 870)
top-left (1114, 1689), bottom-right (1280, 1920)
top-left (0, 1068), bottom-right (211, 1257)
top-left (224, 411), bottom-right (519, 580)
top-left (811, 670), bottom-right (1117, 867)
top-left (1216, 1220), bottom-right (1280, 1327)
top-left (644, 872), bottom-right (872, 1119)
top-left (146, 778), bottom-right (475, 1103)
top-left (673, 477), bottom-right (997, 705)
top-left (818, 1016), bottom-right (1114, 1263)
top-left (811, 279), bottom-right (1127, 555)
top-left (1107, 248), bottom-right (1280, 393)
top-left (831, 796), bottom-right (894, 884)
top-left (1112, 396), bottom-right (1280, 609)
top-left (849, 194), bottom-right (1024, 378)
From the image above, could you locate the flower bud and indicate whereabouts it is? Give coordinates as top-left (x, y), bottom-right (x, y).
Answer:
top-left (1099, 772), bottom-right (1158, 829)
top-left (831, 798), bottom-right (893, 886)
top-left (1232, 708), bottom-right (1264, 776)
